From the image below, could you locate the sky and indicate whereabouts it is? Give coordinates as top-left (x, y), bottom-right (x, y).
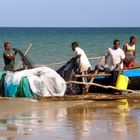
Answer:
top-left (0, 0), bottom-right (140, 27)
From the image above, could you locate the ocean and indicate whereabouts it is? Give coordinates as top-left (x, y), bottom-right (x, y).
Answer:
top-left (0, 27), bottom-right (140, 69)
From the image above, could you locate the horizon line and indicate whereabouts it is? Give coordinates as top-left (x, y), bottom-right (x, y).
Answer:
top-left (0, 26), bottom-right (140, 28)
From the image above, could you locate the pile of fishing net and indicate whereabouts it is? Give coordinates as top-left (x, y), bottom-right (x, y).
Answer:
top-left (0, 67), bottom-right (66, 98)
top-left (57, 56), bottom-right (81, 95)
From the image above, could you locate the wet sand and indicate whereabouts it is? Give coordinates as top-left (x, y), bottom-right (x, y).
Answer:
top-left (0, 98), bottom-right (140, 140)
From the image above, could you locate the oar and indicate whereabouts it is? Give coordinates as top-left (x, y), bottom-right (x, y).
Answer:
top-left (16, 43), bottom-right (32, 69)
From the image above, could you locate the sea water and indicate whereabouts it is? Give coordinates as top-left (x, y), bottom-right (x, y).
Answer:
top-left (0, 27), bottom-right (140, 69)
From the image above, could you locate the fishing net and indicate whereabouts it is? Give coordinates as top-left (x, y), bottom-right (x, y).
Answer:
top-left (0, 48), bottom-right (67, 98)
top-left (57, 56), bottom-right (81, 95)
top-left (14, 48), bottom-right (34, 71)
top-left (4, 67), bottom-right (66, 97)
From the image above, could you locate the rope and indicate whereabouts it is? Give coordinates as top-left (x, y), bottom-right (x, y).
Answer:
top-left (35, 56), bottom-right (103, 67)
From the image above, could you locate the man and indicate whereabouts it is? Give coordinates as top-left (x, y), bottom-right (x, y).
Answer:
top-left (71, 41), bottom-right (92, 73)
top-left (3, 42), bottom-right (17, 71)
top-left (105, 39), bottom-right (125, 70)
top-left (123, 36), bottom-right (137, 68)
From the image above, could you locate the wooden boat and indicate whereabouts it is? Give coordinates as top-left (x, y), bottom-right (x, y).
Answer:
top-left (56, 56), bottom-right (140, 95)
top-left (1, 52), bottom-right (139, 100)
top-left (38, 92), bottom-right (140, 101)
top-left (1, 92), bottom-right (140, 101)
top-left (72, 67), bottom-right (140, 94)
top-left (94, 68), bottom-right (140, 92)
top-left (0, 67), bottom-right (139, 101)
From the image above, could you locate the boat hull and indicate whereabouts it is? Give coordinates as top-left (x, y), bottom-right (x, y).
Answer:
top-left (87, 68), bottom-right (140, 93)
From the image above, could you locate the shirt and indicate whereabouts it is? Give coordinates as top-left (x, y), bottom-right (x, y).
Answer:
top-left (75, 47), bottom-right (92, 72)
top-left (3, 50), bottom-right (15, 71)
top-left (106, 47), bottom-right (125, 70)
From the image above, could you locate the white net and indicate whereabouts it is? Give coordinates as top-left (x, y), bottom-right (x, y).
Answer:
top-left (5, 67), bottom-right (66, 97)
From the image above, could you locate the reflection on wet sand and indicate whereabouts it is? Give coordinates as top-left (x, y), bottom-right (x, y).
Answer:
top-left (0, 119), bottom-right (17, 140)
top-left (66, 103), bottom-right (95, 140)
top-left (66, 99), bottom-right (140, 140)
top-left (0, 98), bottom-right (140, 140)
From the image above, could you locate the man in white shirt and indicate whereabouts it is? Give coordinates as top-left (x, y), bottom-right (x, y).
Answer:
top-left (105, 39), bottom-right (125, 70)
top-left (71, 41), bottom-right (92, 73)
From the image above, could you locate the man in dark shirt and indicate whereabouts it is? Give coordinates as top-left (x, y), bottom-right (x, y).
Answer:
top-left (3, 42), bottom-right (17, 71)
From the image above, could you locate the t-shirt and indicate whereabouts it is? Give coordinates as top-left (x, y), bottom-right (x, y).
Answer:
top-left (75, 47), bottom-right (92, 72)
top-left (106, 47), bottom-right (125, 70)
top-left (3, 50), bottom-right (15, 71)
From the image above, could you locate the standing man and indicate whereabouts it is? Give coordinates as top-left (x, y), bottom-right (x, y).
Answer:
top-left (123, 36), bottom-right (137, 68)
top-left (105, 39), bottom-right (125, 70)
top-left (3, 42), bottom-right (17, 71)
top-left (71, 41), bottom-right (92, 73)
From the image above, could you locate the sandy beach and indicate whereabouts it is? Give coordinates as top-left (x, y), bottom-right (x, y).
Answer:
top-left (0, 98), bottom-right (140, 140)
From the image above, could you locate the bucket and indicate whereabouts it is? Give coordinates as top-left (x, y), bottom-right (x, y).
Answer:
top-left (115, 75), bottom-right (129, 90)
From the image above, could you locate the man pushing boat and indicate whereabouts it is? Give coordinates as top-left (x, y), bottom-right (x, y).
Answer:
top-left (104, 39), bottom-right (125, 71)
top-left (71, 41), bottom-right (92, 73)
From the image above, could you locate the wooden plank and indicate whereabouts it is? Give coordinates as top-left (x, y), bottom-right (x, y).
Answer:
top-left (0, 93), bottom-right (140, 101)
top-left (82, 69), bottom-right (99, 95)
top-left (37, 94), bottom-right (125, 101)
top-left (0, 97), bottom-right (11, 100)
top-left (75, 73), bottom-right (111, 78)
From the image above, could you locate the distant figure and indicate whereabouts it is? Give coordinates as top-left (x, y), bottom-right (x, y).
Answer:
top-left (71, 41), bottom-right (92, 73)
top-left (123, 36), bottom-right (137, 68)
top-left (105, 39), bottom-right (125, 70)
top-left (3, 42), bottom-right (17, 71)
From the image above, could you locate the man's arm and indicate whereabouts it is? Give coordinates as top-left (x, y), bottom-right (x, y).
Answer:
top-left (75, 54), bottom-right (81, 59)
top-left (113, 59), bottom-right (124, 70)
top-left (105, 52), bottom-right (110, 65)
top-left (123, 45), bottom-right (127, 54)
top-left (133, 50), bottom-right (136, 56)
top-left (3, 52), bottom-right (16, 60)
top-left (117, 59), bottom-right (124, 65)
